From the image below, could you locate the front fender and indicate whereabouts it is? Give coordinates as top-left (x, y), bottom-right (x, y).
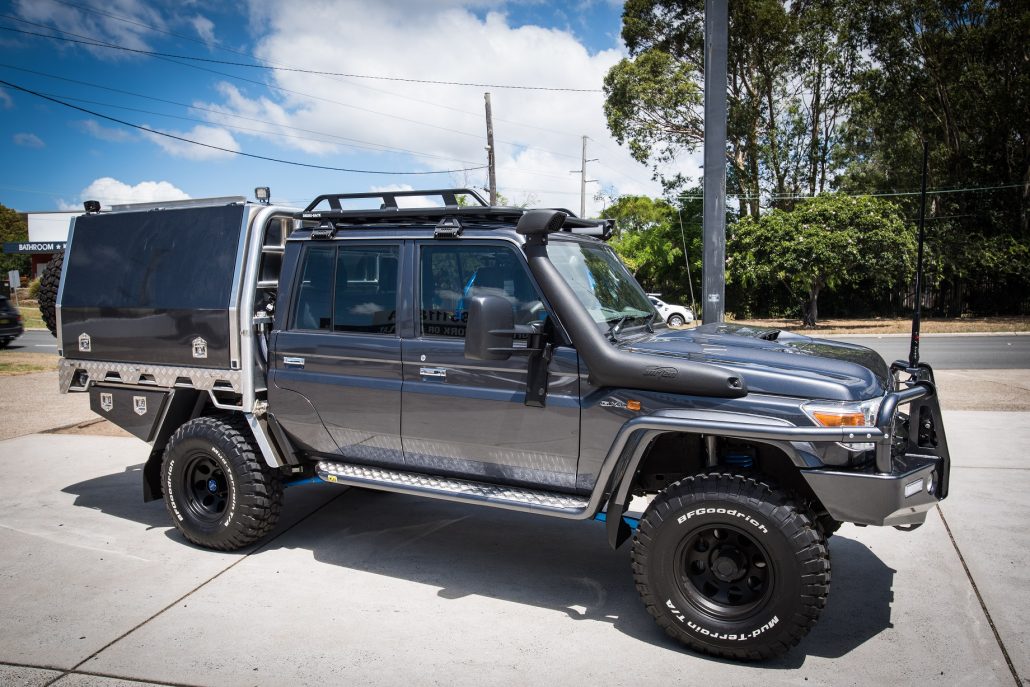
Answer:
top-left (589, 409), bottom-right (850, 549)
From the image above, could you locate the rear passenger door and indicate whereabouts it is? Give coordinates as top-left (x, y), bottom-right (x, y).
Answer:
top-left (400, 240), bottom-right (581, 491)
top-left (270, 241), bottom-right (405, 466)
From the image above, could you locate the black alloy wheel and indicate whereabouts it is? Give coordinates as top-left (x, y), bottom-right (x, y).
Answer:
top-left (678, 525), bottom-right (773, 620)
top-left (181, 452), bottom-right (230, 523)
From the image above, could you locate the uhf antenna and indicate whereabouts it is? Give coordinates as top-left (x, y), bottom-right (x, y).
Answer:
top-left (908, 141), bottom-right (930, 368)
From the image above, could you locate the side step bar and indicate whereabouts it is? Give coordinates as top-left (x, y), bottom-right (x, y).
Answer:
top-left (315, 460), bottom-right (591, 517)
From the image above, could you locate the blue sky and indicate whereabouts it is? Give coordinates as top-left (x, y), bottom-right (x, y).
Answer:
top-left (0, 0), bottom-right (686, 215)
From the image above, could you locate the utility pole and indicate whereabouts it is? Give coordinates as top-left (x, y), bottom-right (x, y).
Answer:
top-left (484, 92), bottom-right (497, 205)
top-left (701, 0), bottom-right (728, 324)
top-left (570, 135), bottom-right (597, 217)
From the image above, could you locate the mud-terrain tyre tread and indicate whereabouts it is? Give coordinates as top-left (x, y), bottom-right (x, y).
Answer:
top-left (161, 415), bottom-right (282, 551)
top-left (632, 473), bottom-right (829, 660)
top-left (38, 251), bottom-right (63, 337)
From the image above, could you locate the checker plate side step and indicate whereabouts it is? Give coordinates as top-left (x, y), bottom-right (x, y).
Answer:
top-left (316, 460), bottom-right (590, 517)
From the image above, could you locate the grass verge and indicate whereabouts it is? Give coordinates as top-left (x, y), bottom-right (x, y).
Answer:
top-left (16, 300), bottom-right (45, 330)
top-left (0, 350), bottom-right (56, 376)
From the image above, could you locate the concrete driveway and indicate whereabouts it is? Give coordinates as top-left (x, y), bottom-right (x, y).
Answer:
top-left (0, 412), bottom-right (1026, 687)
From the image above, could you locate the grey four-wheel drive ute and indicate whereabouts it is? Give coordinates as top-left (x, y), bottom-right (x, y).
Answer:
top-left (50, 189), bottom-right (950, 660)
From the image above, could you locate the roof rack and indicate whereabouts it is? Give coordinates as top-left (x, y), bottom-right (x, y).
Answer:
top-left (299, 189), bottom-right (614, 240)
top-left (304, 188), bottom-right (489, 212)
top-left (298, 206), bottom-right (614, 240)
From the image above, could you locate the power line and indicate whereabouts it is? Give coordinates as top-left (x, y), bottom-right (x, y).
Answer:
top-left (0, 64), bottom-right (484, 164)
top-left (0, 24), bottom-right (602, 93)
top-left (48, 90), bottom-right (487, 166)
top-left (15, 3), bottom-right (607, 143)
top-left (0, 63), bottom-right (581, 183)
top-left (1, 13), bottom-right (593, 161)
top-left (0, 79), bottom-right (487, 175)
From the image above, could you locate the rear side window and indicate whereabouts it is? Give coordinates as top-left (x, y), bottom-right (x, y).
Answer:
top-left (419, 243), bottom-right (543, 339)
top-left (291, 244), bottom-right (399, 334)
top-left (293, 246), bottom-right (334, 331)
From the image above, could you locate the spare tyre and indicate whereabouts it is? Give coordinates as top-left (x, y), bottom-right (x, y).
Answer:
top-left (38, 250), bottom-right (63, 337)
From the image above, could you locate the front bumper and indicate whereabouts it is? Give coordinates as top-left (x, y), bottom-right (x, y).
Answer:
top-left (802, 454), bottom-right (944, 526)
top-left (801, 364), bottom-right (951, 528)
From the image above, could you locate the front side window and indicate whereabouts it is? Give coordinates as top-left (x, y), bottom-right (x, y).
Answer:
top-left (545, 240), bottom-right (655, 331)
top-left (419, 243), bottom-right (544, 339)
top-left (292, 243), bottom-right (399, 334)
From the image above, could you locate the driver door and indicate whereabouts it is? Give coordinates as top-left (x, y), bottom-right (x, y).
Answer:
top-left (400, 240), bottom-right (581, 491)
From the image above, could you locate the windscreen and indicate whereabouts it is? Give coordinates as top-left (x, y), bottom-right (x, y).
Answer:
top-left (545, 240), bottom-right (655, 331)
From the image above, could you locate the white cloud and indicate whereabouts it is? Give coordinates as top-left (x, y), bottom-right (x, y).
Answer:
top-left (0, 87), bottom-right (12, 109)
top-left (192, 0), bottom-right (692, 216)
top-left (142, 124), bottom-right (240, 160)
top-left (76, 119), bottom-right (135, 143)
top-left (13, 0), bottom-right (166, 57)
top-left (190, 15), bottom-right (217, 44)
top-left (58, 178), bottom-right (191, 210)
top-left (13, 132), bottom-right (44, 148)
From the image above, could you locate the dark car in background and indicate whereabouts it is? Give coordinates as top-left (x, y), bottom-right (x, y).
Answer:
top-left (0, 294), bottom-right (24, 348)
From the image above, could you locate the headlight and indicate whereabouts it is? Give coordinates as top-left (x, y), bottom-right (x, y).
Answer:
top-left (802, 398), bottom-right (881, 452)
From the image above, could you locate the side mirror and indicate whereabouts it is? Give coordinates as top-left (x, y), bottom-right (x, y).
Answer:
top-left (464, 295), bottom-right (515, 361)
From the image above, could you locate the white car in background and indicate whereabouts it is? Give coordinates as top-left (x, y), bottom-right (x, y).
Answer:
top-left (647, 294), bottom-right (695, 327)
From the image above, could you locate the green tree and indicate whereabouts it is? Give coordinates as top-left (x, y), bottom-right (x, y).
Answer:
top-left (604, 0), bottom-right (864, 216)
top-left (839, 0), bottom-right (1030, 314)
top-left (0, 204), bottom-right (30, 277)
top-left (729, 194), bottom-right (915, 326)
top-left (602, 194), bottom-right (703, 307)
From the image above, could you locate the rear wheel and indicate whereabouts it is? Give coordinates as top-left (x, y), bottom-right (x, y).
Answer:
top-left (632, 473), bottom-right (829, 660)
top-left (668, 313), bottom-right (686, 327)
top-left (161, 415), bottom-right (283, 550)
top-left (38, 251), bottom-right (63, 337)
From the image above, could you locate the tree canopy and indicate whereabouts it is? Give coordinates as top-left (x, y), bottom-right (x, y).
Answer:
top-left (729, 194), bottom-right (915, 325)
top-left (603, 0), bottom-right (1029, 318)
top-left (0, 204), bottom-right (29, 277)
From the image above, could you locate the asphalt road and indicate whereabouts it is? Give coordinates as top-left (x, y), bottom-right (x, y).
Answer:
top-left (8, 328), bottom-right (59, 352)
top-left (13, 329), bottom-right (1027, 370)
top-left (833, 334), bottom-right (1029, 370)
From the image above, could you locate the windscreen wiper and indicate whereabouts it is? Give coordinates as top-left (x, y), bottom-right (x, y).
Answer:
top-left (644, 311), bottom-right (657, 333)
top-left (607, 316), bottom-right (630, 342)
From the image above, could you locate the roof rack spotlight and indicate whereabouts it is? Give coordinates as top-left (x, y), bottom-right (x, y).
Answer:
top-left (83, 200), bottom-right (101, 214)
top-left (254, 187), bottom-right (271, 205)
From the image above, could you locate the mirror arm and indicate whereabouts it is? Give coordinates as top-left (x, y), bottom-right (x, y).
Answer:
top-left (524, 342), bottom-right (554, 408)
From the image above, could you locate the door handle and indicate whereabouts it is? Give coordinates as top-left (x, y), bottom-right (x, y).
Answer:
top-left (283, 356), bottom-right (305, 368)
top-left (419, 367), bottom-right (447, 379)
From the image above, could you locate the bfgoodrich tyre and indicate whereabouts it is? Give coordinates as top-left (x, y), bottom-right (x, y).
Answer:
top-left (161, 415), bottom-right (283, 551)
top-left (632, 473), bottom-right (829, 660)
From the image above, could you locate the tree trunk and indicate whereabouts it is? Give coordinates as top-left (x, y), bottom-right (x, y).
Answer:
top-left (802, 281), bottom-right (821, 327)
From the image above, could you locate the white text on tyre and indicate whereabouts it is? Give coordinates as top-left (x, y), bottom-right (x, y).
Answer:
top-left (677, 507), bottom-right (769, 534)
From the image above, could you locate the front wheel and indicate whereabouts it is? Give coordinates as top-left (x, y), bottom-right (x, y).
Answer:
top-left (161, 415), bottom-right (283, 551)
top-left (668, 314), bottom-right (686, 327)
top-left (632, 473), bottom-right (829, 660)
